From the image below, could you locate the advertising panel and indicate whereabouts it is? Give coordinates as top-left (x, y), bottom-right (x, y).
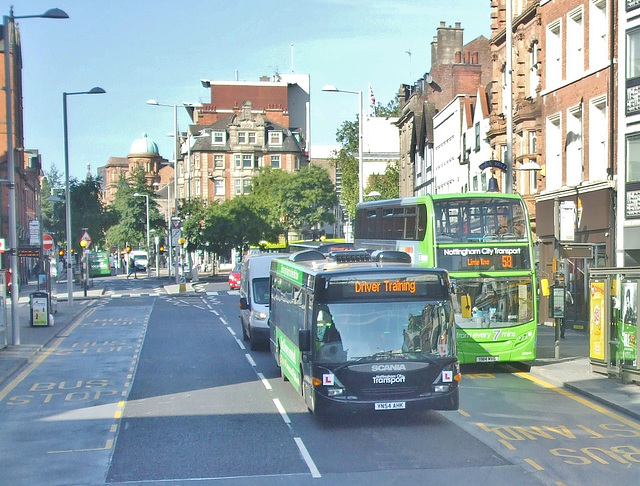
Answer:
top-left (589, 280), bottom-right (605, 361)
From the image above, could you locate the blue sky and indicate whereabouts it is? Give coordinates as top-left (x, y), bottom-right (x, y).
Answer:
top-left (5, 0), bottom-right (490, 181)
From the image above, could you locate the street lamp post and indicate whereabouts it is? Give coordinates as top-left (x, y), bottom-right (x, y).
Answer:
top-left (4, 6), bottom-right (68, 345)
top-left (63, 87), bottom-right (106, 306)
top-left (133, 192), bottom-right (150, 258)
top-left (322, 85), bottom-right (364, 203)
top-left (147, 100), bottom-right (180, 283)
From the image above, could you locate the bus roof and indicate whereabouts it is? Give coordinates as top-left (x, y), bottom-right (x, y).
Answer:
top-left (271, 250), bottom-right (449, 281)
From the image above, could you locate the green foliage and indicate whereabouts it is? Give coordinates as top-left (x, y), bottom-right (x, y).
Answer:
top-left (331, 96), bottom-right (400, 219)
top-left (104, 166), bottom-right (163, 251)
top-left (375, 95), bottom-right (401, 117)
top-left (368, 161), bottom-right (399, 199)
top-left (250, 166), bottom-right (337, 244)
top-left (333, 119), bottom-right (360, 220)
top-left (40, 166), bottom-right (65, 245)
top-left (199, 196), bottom-right (279, 256)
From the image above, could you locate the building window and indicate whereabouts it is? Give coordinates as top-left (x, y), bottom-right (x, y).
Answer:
top-left (528, 41), bottom-right (539, 98)
top-left (234, 154), bottom-right (241, 169)
top-left (268, 131), bottom-right (282, 145)
top-left (243, 154), bottom-right (253, 169)
top-left (628, 27), bottom-right (640, 80)
top-left (194, 153), bottom-right (200, 170)
top-left (248, 132), bottom-right (256, 144)
top-left (195, 179), bottom-right (201, 196)
top-left (627, 133), bottom-right (640, 183)
top-left (566, 105), bottom-right (583, 186)
top-left (238, 132), bottom-right (246, 144)
top-left (234, 178), bottom-right (252, 195)
top-left (589, 0), bottom-right (607, 70)
top-left (590, 96), bottom-right (608, 181)
top-left (474, 122), bottom-right (480, 152)
top-left (271, 155), bottom-right (281, 168)
top-left (529, 131), bottom-right (537, 154)
top-left (566, 7), bottom-right (584, 79)
top-left (214, 154), bottom-right (224, 168)
top-left (546, 114), bottom-right (562, 190)
top-left (546, 20), bottom-right (562, 87)
top-left (212, 131), bottom-right (225, 144)
top-left (214, 179), bottom-right (225, 196)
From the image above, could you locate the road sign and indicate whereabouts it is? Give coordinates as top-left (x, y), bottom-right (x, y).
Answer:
top-left (80, 230), bottom-right (92, 246)
top-left (42, 233), bottom-right (54, 251)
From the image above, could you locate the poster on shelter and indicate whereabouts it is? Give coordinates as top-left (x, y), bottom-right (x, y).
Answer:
top-left (589, 280), bottom-right (605, 361)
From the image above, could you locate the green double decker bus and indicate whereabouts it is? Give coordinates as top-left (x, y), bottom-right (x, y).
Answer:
top-left (355, 193), bottom-right (538, 365)
top-left (269, 250), bottom-right (460, 415)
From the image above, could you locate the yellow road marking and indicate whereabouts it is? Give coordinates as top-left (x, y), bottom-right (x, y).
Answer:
top-left (524, 458), bottom-right (544, 471)
top-left (48, 438), bottom-right (113, 454)
top-left (0, 308), bottom-right (94, 403)
top-left (516, 372), bottom-right (640, 431)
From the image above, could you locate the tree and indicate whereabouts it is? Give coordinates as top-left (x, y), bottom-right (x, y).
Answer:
top-left (367, 161), bottom-right (399, 199)
top-left (375, 95), bottom-right (401, 117)
top-left (199, 196), bottom-right (278, 257)
top-left (40, 166), bottom-right (65, 245)
top-left (69, 174), bottom-right (108, 253)
top-left (250, 166), bottom-right (338, 245)
top-left (332, 119), bottom-right (359, 221)
top-left (332, 96), bottom-right (399, 219)
top-left (105, 166), bottom-right (163, 251)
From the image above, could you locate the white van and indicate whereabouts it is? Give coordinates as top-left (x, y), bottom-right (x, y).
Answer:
top-left (239, 253), bottom-right (285, 350)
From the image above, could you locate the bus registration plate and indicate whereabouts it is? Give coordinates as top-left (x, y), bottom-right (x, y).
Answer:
top-left (375, 401), bottom-right (406, 411)
top-left (476, 356), bottom-right (499, 362)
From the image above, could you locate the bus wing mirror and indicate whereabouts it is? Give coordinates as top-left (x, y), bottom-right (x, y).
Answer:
top-left (299, 329), bottom-right (312, 352)
top-left (239, 297), bottom-right (249, 310)
top-left (461, 294), bottom-right (472, 319)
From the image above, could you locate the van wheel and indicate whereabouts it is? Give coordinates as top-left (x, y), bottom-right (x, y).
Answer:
top-left (241, 321), bottom-right (249, 341)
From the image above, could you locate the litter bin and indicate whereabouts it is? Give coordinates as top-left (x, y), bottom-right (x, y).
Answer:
top-left (30, 291), bottom-right (50, 327)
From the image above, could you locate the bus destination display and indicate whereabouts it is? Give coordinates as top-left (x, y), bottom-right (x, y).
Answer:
top-left (323, 274), bottom-right (448, 300)
top-left (437, 246), bottom-right (529, 271)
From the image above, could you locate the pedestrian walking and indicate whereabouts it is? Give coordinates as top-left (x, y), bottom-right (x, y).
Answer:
top-left (127, 254), bottom-right (137, 279)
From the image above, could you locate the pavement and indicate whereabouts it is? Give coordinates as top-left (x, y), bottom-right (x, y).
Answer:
top-left (1, 279), bottom-right (640, 422)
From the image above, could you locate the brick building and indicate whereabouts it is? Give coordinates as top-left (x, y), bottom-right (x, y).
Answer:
top-left (396, 22), bottom-right (491, 196)
top-left (0, 21), bottom-right (42, 283)
top-left (488, 0), bottom-right (616, 327)
top-left (179, 75), bottom-right (310, 203)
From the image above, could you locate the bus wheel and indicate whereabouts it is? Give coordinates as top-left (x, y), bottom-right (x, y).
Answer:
top-left (279, 345), bottom-right (289, 381)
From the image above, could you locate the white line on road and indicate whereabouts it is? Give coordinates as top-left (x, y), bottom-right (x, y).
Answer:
top-left (257, 372), bottom-right (272, 390)
top-left (226, 326), bottom-right (236, 336)
top-left (245, 353), bottom-right (257, 367)
top-left (294, 437), bottom-right (321, 478)
top-left (235, 337), bottom-right (246, 350)
top-left (220, 317), bottom-right (228, 326)
top-left (272, 398), bottom-right (291, 424)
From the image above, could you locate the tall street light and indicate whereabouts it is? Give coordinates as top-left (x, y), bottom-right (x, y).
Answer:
top-left (322, 85), bottom-right (364, 203)
top-left (146, 100), bottom-right (180, 283)
top-left (4, 6), bottom-right (68, 345)
top-left (63, 87), bottom-right (106, 306)
top-left (133, 192), bottom-right (150, 252)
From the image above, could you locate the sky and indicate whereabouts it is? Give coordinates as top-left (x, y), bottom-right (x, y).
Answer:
top-left (4, 0), bottom-right (491, 181)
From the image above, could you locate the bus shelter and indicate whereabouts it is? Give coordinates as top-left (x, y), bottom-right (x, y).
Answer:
top-left (589, 267), bottom-right (640, 383)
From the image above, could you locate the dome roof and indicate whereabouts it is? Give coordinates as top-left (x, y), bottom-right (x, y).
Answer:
top-left (129, 133), bottom-right (159, 155)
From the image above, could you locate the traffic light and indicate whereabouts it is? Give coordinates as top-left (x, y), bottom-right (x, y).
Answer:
top-left (159, 245), bottom-right (165, 252)
top-left (126, 245), bottom-right (132, 253)
top-left (58, 249), bottom-right (65, 257)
